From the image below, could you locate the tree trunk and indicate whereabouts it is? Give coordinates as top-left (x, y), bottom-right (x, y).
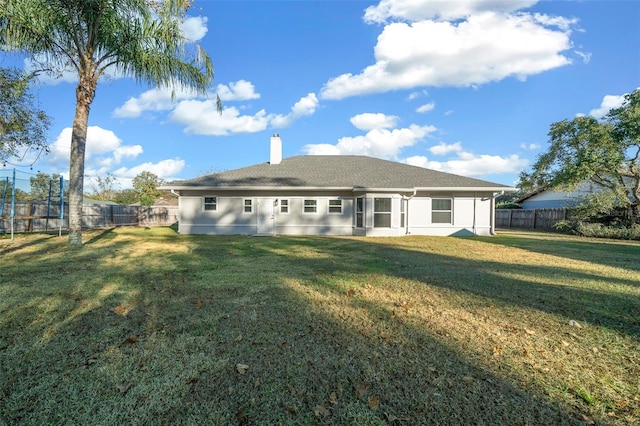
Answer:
top-left (68, 73), bottom-right (96, 247)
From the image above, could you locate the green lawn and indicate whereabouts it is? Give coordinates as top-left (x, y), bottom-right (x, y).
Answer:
top-left (1, 228), bottom-right (639, 425)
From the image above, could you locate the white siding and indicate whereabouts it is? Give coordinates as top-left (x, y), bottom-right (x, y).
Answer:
top-left (177, 190), bottom-right (497, 236)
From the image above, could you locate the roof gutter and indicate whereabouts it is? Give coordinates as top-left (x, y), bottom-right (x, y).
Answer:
top-left (161, 186), bottom-right (355, 192)
top-left (353, 186), bottom-right (517, 193)
top-left (161, 185), bottom-right (517, 193)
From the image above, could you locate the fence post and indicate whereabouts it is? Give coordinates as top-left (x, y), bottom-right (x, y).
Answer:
top-left (59, 176), bottom-right (64, 237)
top-left (10, 169), bottom-right (15, 240)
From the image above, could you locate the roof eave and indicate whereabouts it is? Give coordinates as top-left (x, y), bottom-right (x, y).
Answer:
top-left (161, 185), bottom-right (517, 192)
top-left (161, 185), bottom-right (355, 191)
top-left (354, 186), bottom-right (517, 192)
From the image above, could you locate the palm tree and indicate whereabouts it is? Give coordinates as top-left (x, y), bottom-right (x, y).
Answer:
top-left (0, 0), bottom-right (217, 246)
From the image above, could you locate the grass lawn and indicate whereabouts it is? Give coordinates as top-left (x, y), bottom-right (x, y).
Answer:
top-left (1, 227), bottom-right (639, 425)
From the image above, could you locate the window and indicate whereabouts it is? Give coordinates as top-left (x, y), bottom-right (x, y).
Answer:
top-left (243, 199), bottom-right (253, 213)
top-left (303, 199), bottom-right (317, 213)
top-left (204, 196), bottom-right (217, 211)
top-left (280, 199), bottom-right (289, 214)
top-left (328, 199), bottom-right (342, 214)
top-left (355, 197), bottom-right (364, 228)
top-left (374, 197), bottom-right (391, 228)
top-left (400, 199), bottom-right (405, 228)
top-left (432, 198), bottom-right (452, 224)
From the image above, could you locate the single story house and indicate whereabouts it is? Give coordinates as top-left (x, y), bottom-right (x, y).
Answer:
top-left (162, 135), bottom-right (515, 237)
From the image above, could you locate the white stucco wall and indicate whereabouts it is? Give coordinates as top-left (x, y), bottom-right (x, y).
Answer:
top-left (176, 190), bottom-right (497, 236)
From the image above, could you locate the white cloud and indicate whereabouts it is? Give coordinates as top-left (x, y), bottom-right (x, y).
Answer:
top-left (304, 123), bottom-right (436, 159)
top-left (271, 93), bottom-right (319, 128)
top-left (171, 92), bottom-right (319, 135)
top-left (403, 151), bottom-right (529, 178)
top-left (216, 80), bottom-right (261, 101)
top-left (574, 50), bottom-right (591, 64)
top-left (45, 126), bottom-right (184, 187)
top-left (429, 141), bottom-right (462, 155)
top-left (83, 158), bottom-right (186, 189)
top-left (113, 86), bottom-right (204, 118)
top-left (48, 126), bottom-right (141, 165)
top-left (114, 80), bottom-right (315, 134)
top-left (113, 80), bottom-right (260, 119)
top-left (588, 93), bottom-right (626, 119)
top-left (520, 142), bottom-right (540, 150)
top-left (532, 13), bottom-right (579, 31)
top-left (321, 7), bottom-right (575, 99)
top-left (170, 100), bottom-right (271, 135)
top-left (364, 0), bottom-right (538, 23)
top-left (112, 158), bottom-right (186, 180)
top-left (181, 16), bottom-right (208, 41)
top-left (416, 102), bottom-right (435, 113)
top-left (46, 126), bottom-right (175, 185)
top-left (350, 113), bottom-right (399, 131)
top-left (407, 89), bottom-right (428, 100)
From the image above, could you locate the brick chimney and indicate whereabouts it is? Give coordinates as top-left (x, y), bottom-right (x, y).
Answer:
top-left (270, 133), bottom-right (282, 165)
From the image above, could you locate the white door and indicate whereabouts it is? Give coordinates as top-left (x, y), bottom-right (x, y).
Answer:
top-left (257, 198), bottom-right (275, 234)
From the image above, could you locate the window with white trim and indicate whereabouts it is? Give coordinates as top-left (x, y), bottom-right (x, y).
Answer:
top-left (432, 198), bottom-right (452, 224)
top-left (203, 196), bottom-right (217, 211)
top-left (303, 199), bottom-right (317, 214)
top-left (243, 199), bottom-right (253, 213)
top-left (355, 197), bottom-right (364, 228)
top-left (328, 199), bottom-right (342, 214)
top-left (280, 199), bottom-right (289, 214)
top-left (374, 197), bottom-right (391, 228)
top-left (400, 199), bottom-right (405, 228)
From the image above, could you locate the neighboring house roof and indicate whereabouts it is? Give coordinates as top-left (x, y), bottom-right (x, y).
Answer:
top-left (164, 156), bottom-right (513, 192)
top-left (153, 196), bottom-right (179, 206)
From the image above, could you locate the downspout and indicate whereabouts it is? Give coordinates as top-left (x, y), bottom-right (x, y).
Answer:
top-left (404, 189), bottom-right (417, 235)
top-left (490, 191), bottom-right (504, 236)
top-left (171, 189), bottom-right (181, 233)
top-left (472, 192), bottom-right (477, 235)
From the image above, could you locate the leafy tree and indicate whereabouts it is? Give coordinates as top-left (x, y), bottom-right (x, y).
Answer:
top-left (112, 188), bottom-right (139, 205)
top-left (132, 171), bottom-right (163, 206)
top-left (0, 0), bottom-right (217, 246)
top-left (520, 89), bottom-right (640, 222)
top-left (0, 67), bottom-right (51, 161)
top-left (89, 173), bottom-right (118, 201)
top-left (0, 178), bottom-right (29, 203)
top-left (29, 172), bottom-right (63, 200)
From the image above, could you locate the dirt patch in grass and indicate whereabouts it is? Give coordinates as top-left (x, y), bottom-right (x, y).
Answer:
top-left (1, 228), bottom-right (639, 424)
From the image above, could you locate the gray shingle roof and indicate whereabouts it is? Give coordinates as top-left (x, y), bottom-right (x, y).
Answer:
top-left (166, 156), bottom-right (512, 190)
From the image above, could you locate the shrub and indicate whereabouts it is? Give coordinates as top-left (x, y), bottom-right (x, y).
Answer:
top-left (554, 220), bottom-right (640, 240)
top-left (495, 202), bottom-right (521, 209)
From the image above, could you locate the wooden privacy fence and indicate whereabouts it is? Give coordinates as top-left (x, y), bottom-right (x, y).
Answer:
top-left (496, 208), bottom-right (567, 229)
top-left (0, 202), bottom-right (178, 233)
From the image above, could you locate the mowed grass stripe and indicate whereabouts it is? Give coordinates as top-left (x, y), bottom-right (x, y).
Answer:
top-left (1, 227), bottom-right (638, 425)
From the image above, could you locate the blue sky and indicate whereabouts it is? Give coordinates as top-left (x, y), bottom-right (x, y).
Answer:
top-left (2, 0), bottom-right (639, 189)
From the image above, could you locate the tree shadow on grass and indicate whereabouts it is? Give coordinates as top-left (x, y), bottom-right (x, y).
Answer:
top-left (1, 232), bottom-right (634, 424)
top-left (362, 239), bottom-right (640, 340)
top-left (481, 231), bottom-right (640, 272)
